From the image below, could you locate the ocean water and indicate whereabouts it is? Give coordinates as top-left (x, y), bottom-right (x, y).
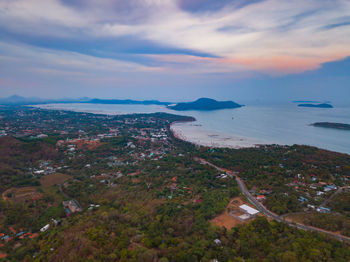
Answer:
top-left (34, 103), bottom-right (350, 155)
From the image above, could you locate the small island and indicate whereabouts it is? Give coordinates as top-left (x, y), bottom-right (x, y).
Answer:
top-left (168, 98), bottom-right (243, 111)
top-left (298, 103), bottom-right (333, 108)
top-left (311, 122), bottom-right (350, 130)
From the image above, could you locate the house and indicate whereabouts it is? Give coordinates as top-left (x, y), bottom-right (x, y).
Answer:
top-left (0, 235), bottom-right (10, 241)
top-left (317, 206), bottom-right (331, 213)
top-left (239, 204), bottom-right (259, 216)
top-left (324, 185), bottom-right (337, 192)
top-left (16, 231), bottom-right (25, 237)
top-left (29, 233), bottom-right (39, 239)
top-left (214, 239), bottom-right (221, 245)
top-left (298, 196), bottom-right (308, 203)
top-left (256, 195), bottom-right (266, 201)
top-left (40, 224), bottom-right (50, 232)
top-left (9, 227), bottom-right (17, 234)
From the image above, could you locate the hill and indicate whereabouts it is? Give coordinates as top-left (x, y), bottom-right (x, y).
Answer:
top-left (168, 98), bottom-right (242, 111)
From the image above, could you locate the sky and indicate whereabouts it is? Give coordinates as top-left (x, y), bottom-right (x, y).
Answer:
top-left (0, 0), bottom-right (350, 103)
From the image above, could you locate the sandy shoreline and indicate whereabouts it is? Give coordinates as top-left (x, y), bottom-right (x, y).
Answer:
top-left (170, 122), bottom-right (264, 149)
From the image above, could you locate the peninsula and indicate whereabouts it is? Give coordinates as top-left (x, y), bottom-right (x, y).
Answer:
top-left (168, 98), bottom-right (242, 111)
top-left (312, 122), bottom-right (350, 130)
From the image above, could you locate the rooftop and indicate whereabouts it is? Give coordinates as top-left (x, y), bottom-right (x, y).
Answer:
top-left (239, 204), bottom-right (259, 215)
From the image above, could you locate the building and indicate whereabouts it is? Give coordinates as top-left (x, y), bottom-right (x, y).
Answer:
top-left (62, 199), bottom-right (82, 213)
top-left (324, 185), bottom-right (337, 192)
top-left (298, 196), bottom-right (308, 203)
top-left (214, 239), bottom-right (221, 245)
top-left (239, 204), bottom-right (259, 216)
top-left (237, 214), bottom-right (251, 221)
top-left (256, 195), bottom-right (266, 201)
top-left (317, 206), bottom-right (331, 213)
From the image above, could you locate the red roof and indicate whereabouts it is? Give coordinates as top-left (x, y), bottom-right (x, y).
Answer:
top-left (9, 227), bottom-right (16, 234)
top-left (29, 233), bottom-right (39, 239)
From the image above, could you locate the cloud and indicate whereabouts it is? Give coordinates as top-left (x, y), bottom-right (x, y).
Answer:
top-left (0, 40), bottom-right (163, 83)
top-left (0, 0), bottom-right (350, 76)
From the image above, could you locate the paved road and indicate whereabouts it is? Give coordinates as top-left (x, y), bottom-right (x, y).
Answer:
top-left (195, 157), bottom-right (350, 244)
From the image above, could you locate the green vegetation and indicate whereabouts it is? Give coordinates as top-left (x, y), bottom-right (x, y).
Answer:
top-left (0, 106), bottom-right (350, 261)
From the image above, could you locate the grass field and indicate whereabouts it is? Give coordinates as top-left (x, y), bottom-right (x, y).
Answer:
top-left (40, 173), bottom-right (72, 187)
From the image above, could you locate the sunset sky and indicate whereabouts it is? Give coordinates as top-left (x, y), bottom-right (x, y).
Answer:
top-left (1, 0), bottom-right (350, 102)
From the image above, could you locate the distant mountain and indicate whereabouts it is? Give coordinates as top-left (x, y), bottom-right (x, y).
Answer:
top-left (0, 95), bottom-right (44, 105)
top-left (312, 122), bottom-right (350, 130)
top-left (168, 98), bottom-right (243, 111)
top-left (85, 99), bottom-right (170, 105)
top-left (298, 103), bottom-right (333, 108)
top-left (0, 95), bottom-right (90, 105)
top-left (0, 95), bottom-right (90, 106)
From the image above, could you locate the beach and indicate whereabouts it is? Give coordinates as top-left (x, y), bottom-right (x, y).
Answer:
top-left (170, 122), bottom-right (263, 149)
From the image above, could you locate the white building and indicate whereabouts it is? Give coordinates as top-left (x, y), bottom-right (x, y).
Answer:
top-left (239, 204), bottom-right (259, 216)
top-left (40, 224), bottom-right (50, 232)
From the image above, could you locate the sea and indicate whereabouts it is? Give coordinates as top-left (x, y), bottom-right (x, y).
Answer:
top-left (33, 103), bottom-right (350, 155)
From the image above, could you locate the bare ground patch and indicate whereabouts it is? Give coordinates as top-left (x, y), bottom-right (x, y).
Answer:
top-left (211, 197), bottom-right (260, 229)
top-left (2, 187), bottom-right (42, 203)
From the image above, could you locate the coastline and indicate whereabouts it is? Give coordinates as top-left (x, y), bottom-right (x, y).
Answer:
top-left (32, 103), bottom-right (350, 154)
top-left (170, 122), bottom-right (264, 149)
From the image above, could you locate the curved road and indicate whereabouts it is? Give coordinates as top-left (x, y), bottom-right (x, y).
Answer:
top-left (196, 157), bottom-right (350, 244)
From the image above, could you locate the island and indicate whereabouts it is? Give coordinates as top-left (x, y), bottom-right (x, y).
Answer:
top-left (311, 122), bottom-right (350, 130)
top-left (298, 103), bottom-right (333, 108)
top-left (168, 97), bottom-right (243, 111)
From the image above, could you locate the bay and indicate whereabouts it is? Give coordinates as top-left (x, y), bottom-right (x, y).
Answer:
top-left (34, 103), bottom-right (350, 155)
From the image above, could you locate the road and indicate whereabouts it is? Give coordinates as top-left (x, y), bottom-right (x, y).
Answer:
top-left (195, 157), bottom-right (350, 243)
top-left (320, 186), bottom-right (347, 207)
